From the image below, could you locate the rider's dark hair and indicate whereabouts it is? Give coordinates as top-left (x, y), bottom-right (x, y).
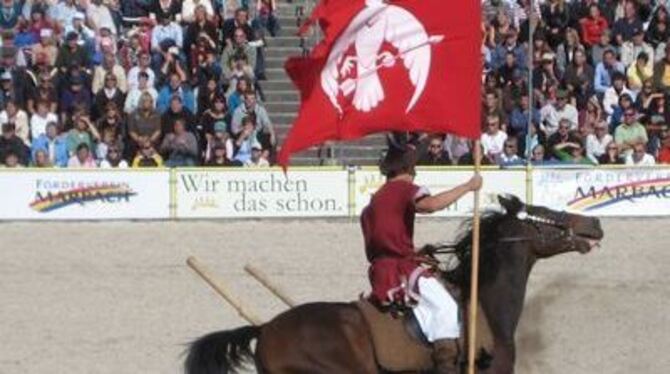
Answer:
top-left (380, 145), bottom-right (417, 179)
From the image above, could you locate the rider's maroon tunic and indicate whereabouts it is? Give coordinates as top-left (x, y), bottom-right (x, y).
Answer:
top-left (361, 179), bottom-right (428, 304)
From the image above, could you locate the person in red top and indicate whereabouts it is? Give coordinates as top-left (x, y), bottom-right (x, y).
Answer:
top-left (361, 145), bottom-right (482, 373)
top-left (579, 4), bottom-right (609, 47)
top-left (658, 132), bottom-right (670, 163)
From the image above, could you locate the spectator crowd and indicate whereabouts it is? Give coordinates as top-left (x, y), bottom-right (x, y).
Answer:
top-left (1, 0), bottom-right (670, 169)
top-left (414, 0), bottom-right (670, 167)
top-left (0, 0), bottom-right (279, 168)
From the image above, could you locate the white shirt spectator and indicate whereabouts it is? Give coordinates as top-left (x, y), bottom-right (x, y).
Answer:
top-left (244, 157), bottom-right (270, 167)
top-left (620, 41), bottom-right (654, 70)
top-left (64, 23), bottom-right (96, 43)
top-left (0, 109), bottom-right (30, 146)
top-left (499, 152), bottom-right (521, 164)
top-left (654, 42), bottom-right (667, 63)
top-left (30, 112), bottom-right (58, 141)
top-left (124, 87), bottom-right (158, 114)
top-left (86, 2), bottom-right (117, 35)
top-left (67, 155), bottom-right (97, 168)
top-left (540, 102), bottom-right (579, 136)
top-left (586, 133), bottom-right (614, 163)
top-left (100, 159), bottom-right (129, 168)
top-left (603, 86), bottom-right (635, 120)
top-left (480, 131), bottom-right (508, 158)
top-left (49, 1), bottom-right (79, 30)
top-left (92, 65), bottom-right (128, 94)
top-left (181, 0), bottom-right (214, 23)
top-left (625, 152), bottom-right (656, 165)
top-left (127, 67), bottom-right (156, 90)
top-left (151, 21), bottom-right (183, 51)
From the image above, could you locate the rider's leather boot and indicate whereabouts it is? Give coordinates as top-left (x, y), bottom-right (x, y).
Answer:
top-left (432, 338), bottom-right (460, 374)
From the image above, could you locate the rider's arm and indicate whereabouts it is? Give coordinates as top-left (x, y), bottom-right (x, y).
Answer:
top-left (415, 175), bottom-right (482, 214)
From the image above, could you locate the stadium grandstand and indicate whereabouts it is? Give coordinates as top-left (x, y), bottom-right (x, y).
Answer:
top-left (0, 0), bottom-right (668, 168)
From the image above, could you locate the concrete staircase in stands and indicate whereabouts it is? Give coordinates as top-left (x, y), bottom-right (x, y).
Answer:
top-left (262, 0), bottom-right (387, 166)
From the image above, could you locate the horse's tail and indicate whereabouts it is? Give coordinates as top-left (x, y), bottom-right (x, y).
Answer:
top-left (184, 325), bottom-right (261, 374)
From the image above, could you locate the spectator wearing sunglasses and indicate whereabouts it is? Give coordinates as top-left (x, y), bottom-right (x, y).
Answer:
top-left (603, 72), bottom-right (635, 122)
top-left (99, 146), bottom-right (128, 168)
top-left (540, 89), bottom-right (579, 136)
top-left (615, 107), bottom-right (648, 157)
top-left (418, 135), bottom-right (451, 166)
top-left (481, 114), bottom-right (508, 162)
top-left (598, 143), bottom-right (624, 164)
top-left (499, 137), bottom-right (523, 165)
top-left (548, 118), bottom-right (580, 159)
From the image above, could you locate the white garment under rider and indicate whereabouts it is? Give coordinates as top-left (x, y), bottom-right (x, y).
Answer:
top-left (412, 276), bottom-right (460, 341)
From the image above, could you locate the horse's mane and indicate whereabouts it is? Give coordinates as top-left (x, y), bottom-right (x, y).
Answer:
top-left (443, 210), bottom-right (510, 299)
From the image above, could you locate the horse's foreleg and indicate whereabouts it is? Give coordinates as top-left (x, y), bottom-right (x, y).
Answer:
top-left (478, 266), bottom-right (529, 374)
top-left (488, 340), bottom-right (515, 374)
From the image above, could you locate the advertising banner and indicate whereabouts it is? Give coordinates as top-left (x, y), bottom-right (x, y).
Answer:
top-left (175, 169), bottom-right (350, 218)
top-left (0, 171), bottom-right (170, 220)
top-left (532, 168), bottom-right (670, 216)
top-left (4, 167), bottom-right (665, 220)
top-left (353, 168), bottom-right (527, 217)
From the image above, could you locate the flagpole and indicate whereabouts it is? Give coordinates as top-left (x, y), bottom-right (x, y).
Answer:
top-left (467, 4), bottom-right (535, 372)
top-left (526, 1), bottom-right (536, 216)
top-left (526, 0), bottom-right (535, 162)
top-left (467, 139), bottom-right (482, 374)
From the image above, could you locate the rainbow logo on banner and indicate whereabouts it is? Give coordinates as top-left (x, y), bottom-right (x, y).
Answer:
top-left (568, 177), bottom-right (670, 212)
top-left (30, 185), bottom-right (137, 213)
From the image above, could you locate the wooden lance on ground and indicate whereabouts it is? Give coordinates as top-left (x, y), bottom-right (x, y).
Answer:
top-left (244, 264), bottom-right (297, 307)
top-left (186, 256), bottom-right (263, 326)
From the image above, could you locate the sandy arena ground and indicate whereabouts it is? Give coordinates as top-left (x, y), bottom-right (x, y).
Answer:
top-left (1, 218), bottom-right (669, 374)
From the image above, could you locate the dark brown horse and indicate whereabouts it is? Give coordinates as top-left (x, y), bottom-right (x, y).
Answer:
top-left (184, 195), bottom-right (603, 374)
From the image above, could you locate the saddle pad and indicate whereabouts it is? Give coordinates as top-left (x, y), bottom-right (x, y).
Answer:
top-left (355, 299), bottom-right (434, 371)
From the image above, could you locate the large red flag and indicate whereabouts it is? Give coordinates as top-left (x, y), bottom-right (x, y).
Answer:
top-left (278, 0), bottom-right (482, 166)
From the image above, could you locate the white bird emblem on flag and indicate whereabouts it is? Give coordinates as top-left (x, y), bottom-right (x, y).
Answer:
top-left (321, 0), bottom-right (444, 115)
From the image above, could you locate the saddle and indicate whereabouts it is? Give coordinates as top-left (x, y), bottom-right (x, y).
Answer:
top-left (356, 298), bottom-right (434, 371)
top-left (355, 294), bottom-right (494, 372)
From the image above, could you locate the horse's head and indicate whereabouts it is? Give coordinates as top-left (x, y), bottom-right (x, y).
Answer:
top-left (498, 195), bottom-right (604, 258)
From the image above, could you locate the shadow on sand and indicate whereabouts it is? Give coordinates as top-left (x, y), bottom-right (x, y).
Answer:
top-left (515, 274), bottom-right (582, 373)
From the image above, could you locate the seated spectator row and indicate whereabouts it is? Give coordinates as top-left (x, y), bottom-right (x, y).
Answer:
top-left (0, 0), bottom-right (280, 169)
top-left (410, 0), bottom-right (670, 167)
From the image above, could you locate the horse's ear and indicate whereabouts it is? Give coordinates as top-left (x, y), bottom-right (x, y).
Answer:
top-left (498, 194), bottom-right (524, 215)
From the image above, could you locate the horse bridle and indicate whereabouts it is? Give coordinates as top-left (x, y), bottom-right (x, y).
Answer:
top-left (503, 210), bottom-right (580, 252)
top-left (428, 210), bottom-right (579, 256)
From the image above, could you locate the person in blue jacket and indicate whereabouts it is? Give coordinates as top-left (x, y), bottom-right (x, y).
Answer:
top-left (31, 122), bottom-right (69, 167)
top-left (156, 72), bottom-right (195, 114)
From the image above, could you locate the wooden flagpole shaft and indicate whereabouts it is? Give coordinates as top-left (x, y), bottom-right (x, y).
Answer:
top-left (186, 256), bottom-right (264, 326)
top-left (467, 140), bottom-right (483, 374)
top-left (244, 264), bottom-right (297, 308)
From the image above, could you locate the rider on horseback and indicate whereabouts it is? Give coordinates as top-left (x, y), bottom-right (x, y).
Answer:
top-left (361, 144), bottom-right (482, 373)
